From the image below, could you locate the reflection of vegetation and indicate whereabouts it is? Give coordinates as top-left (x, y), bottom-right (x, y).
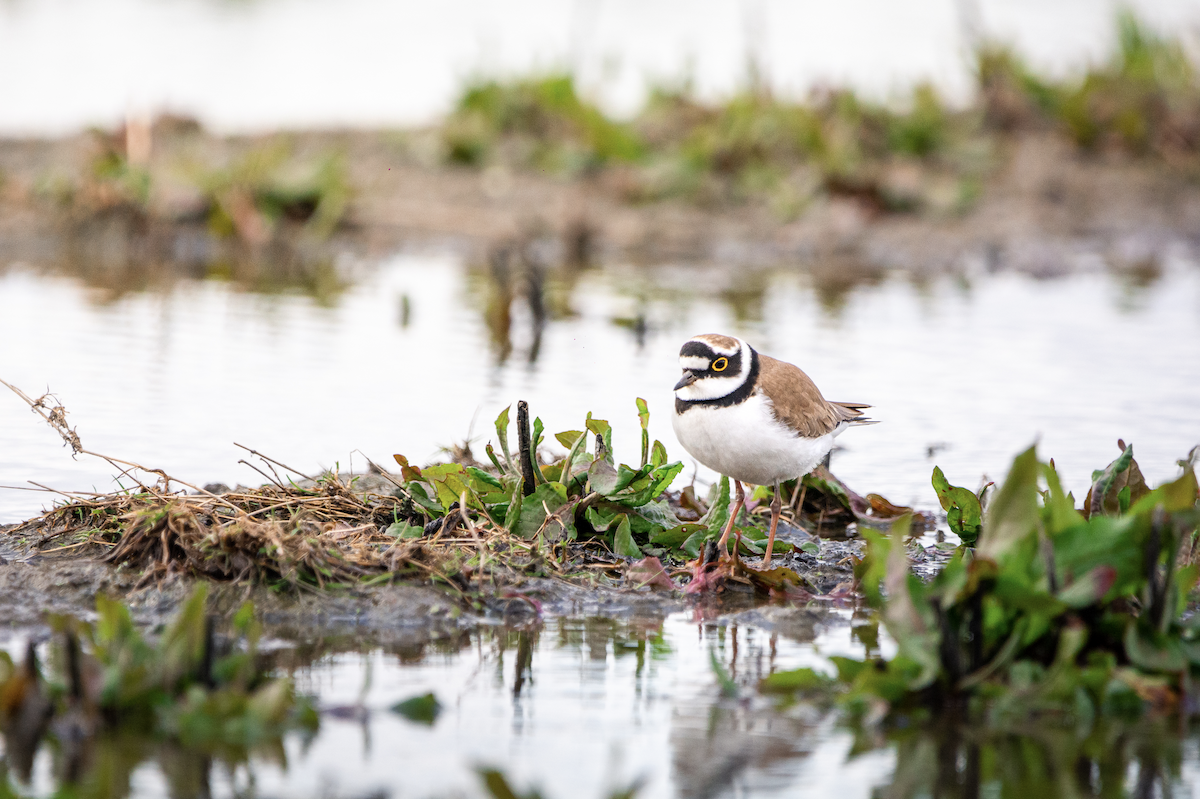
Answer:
top-left (0, 586), bottom-right (315, 795)
top-left (867, 715), bottom-right (1187, 799)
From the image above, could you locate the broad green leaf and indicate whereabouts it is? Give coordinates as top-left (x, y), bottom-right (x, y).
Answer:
top-left (422, 463), bottom-right (469, 511)
top-left (1124, 622), bottom-right (1187, 672)
top-left (406, 482), bottom-right (443, 515)
top-left (1041, 461), bottom-right (1084, 535)
top-left (1084, 444), bottom-right (1150, 518)
top-left (391, 692), bottom-right (442, 725)
top-left (612, 514), bottom-right (642, 558)
top-left (386, 521), bottom-right (424, 539)
top-left (513, 482), bottom-right (569, 539)
top-left (978, 445), bottom-right (1040, 562)
top-left (588, 458), bottom-right (621, 495)
top-left (555, 430), bottom-right (585, 448)
top-left (650, 440), bottom-right (668, 468)
top-left (586, 415), bottom-right (614, 462)
top-left (681, 525), bottom-right (710, 558)
top-left (651, 523), bottom-right (706, 547)
top-left (759, 667), bottom-right (831, 693)
top-left (931, 466), bottom-right (982, 545)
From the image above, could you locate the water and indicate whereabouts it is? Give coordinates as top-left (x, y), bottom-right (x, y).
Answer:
top-left (3, 249), bottom-right (1200, 525)
top-left (3, 611), bottom-right (1198, 798)
top-left (1, 0), bottom-right (1199, 135)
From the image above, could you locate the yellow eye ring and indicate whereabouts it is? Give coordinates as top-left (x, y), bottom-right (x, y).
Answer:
top-left (712, 357), bottom-right (729, 372)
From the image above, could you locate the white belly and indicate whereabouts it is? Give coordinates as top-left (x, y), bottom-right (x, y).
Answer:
top-left (671, 392), bottom-right (838, 486)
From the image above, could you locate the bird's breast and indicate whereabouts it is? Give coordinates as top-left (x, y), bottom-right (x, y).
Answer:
top-left (670, 391), bottom-right (835, 486)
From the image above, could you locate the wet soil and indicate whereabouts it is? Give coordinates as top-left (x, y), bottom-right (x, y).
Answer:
top-left (1, 127), bottom-right (1198, 278)
top-left (0, 509), bottom-right (868, 645)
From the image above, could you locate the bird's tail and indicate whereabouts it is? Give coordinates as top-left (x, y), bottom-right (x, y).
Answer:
top-left (831, 401), bottom-right (880, 426)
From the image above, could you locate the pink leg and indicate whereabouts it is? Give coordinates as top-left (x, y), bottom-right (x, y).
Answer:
top-left (761, 480), bottom-right (781, 569)
top-left (716, 480), bottom-right (745, 557)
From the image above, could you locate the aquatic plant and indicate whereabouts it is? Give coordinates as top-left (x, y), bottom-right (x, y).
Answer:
top-left (196, 140), bottom-right (351, 244)
top-left (0, 585), bottom-right (316, 755)
top-left (765, 442), bottom-right (1200, 724)
top-left (978, 11), bottom-right (1200, 159)
top-left (442, 73), bottom-right (643, 172)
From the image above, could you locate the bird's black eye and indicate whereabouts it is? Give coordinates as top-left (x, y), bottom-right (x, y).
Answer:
top-left (712, 357), bottom-right (729, 372)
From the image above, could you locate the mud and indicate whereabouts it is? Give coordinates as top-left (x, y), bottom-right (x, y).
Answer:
top-left (1, 128), bottom-right (1197, 280)
top-left (0, 511), bottom-right (868, 648)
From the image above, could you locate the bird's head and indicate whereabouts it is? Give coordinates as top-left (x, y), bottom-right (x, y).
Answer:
top-left (674, 334), bottom-right (753, 401)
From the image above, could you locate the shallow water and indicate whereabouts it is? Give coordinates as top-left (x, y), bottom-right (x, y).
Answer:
top-left (4, 611), bottom-right (1199, 798)
top-left (1, 0), bottom-right (1199, 134)
top-left (2, 248), bottom-right (1199, 524)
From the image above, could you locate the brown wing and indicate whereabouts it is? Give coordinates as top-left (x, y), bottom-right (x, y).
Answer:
top-left (756, 354), bottom-right (844, 438)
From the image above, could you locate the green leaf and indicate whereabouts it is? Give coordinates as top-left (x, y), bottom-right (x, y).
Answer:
top-left (587, 458), bottom-right (621, 495)
top-left (759, 667), bottom-right (831, 693)
top-left (651, 523), bottom-right (706, 547)
top-left (978, 445), bottom-right (1040, 562)
top-left (1085, 443), bottom-right (1150, 518)
top-left (406, 482), bottom-right (443, 515)
top-left (421, 463), bottom-right (469, 511)
top-left (1041, 461), bottom-right (1084, 535)
top-left (386, 521), bottom-right (423, 539)
top-left (558, 427), bottom-right (590, 494)
top-left (494, 405), bottom-right (515, 473)
top-left (503, 483), bottom-right (523, 532)
top-left (612, 514), bottom-right (642, 558)
top-left (513, 482), bottom-right (569, 539)
top-left (931, 466), bottom-right (982, 545)
top-left (637, 397), bottom-right (650, 467)
top-left (700, 476), bottom-right (731, 538)
top-left (1124, 622), bottom-right (1187, 672)
top-left (391, 692), bottom-right (442, 725)
top-left (681, 525), bottom-right (710, 558)
top-left (555, 430), bottom-right (584, 448)
top-left (650, 440), bottom-right (668, 468)
top-left (586, 415), bottom-right (613, 463)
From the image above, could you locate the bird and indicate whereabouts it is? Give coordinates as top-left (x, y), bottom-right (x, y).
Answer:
top-left (670, 333), bottom-right (875, 570)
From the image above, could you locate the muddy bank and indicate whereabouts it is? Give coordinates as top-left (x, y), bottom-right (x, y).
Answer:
top-left (0, 537), bottom-right (861, 645)
top-left (0, 480), bottom-right (871, 645)
top-left (1, 126), bottom-right (1197, 284)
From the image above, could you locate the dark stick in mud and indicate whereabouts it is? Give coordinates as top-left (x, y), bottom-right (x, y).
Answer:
top-left (517, 400), bottom-right (536, 497)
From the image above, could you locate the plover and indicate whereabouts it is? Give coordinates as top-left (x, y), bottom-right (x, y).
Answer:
top-left (671, 333), bottom-right (875, 569)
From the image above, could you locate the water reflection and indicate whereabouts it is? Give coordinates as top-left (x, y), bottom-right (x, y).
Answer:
top-left (872, 717), bottom-right (1191, 799)
top-left (4, 612), bottom-right (1200, 797)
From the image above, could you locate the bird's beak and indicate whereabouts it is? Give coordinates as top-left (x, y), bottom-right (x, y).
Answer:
top-left (674, 370), bottom-right (698, 391)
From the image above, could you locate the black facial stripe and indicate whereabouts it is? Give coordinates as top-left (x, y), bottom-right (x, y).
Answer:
top-left (676, 347), bottom-right (759, 414)
top-left (680, 341), bottom-right (743, 377)
top-left (680, 341), bottom-right (717, 358)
